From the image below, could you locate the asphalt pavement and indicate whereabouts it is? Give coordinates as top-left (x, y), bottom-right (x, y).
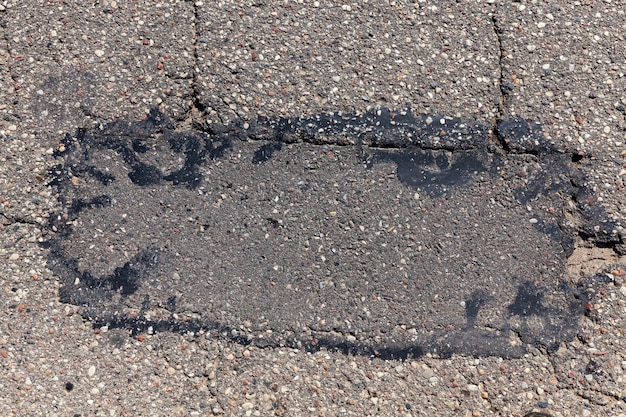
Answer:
top-left (1, 1), bottom-right (625, 416)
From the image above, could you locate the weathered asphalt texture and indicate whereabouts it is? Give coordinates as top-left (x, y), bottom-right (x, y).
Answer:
top-left (2, 1), bottom-right (626, 415)
top-left (45, 107), bottom-right (620, 359)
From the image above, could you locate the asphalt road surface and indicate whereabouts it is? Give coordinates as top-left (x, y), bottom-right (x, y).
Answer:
top-left (1, 1), bottom-right (625, 416)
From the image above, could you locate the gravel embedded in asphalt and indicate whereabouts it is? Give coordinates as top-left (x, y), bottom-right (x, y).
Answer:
top-left (0, 1), bottom-right (625, 416)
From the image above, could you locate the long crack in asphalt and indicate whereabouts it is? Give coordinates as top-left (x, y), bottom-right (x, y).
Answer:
top-left (44, 108), bottom-right (623, 360)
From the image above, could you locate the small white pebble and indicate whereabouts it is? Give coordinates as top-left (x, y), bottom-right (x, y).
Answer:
top-left (88, 365), bottom-right (96, 377)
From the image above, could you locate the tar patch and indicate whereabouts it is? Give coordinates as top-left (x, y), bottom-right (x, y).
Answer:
top-left (45, 108), bottom-right (618, 359)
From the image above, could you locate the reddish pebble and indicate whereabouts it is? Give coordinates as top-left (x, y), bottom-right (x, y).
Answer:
top-left (137, 335), bottom-right (145, 342)
top-left (0, 349), bottom-right (8, 358)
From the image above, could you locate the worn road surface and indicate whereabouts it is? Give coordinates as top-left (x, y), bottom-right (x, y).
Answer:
top-left (1, 1), bottom-right (626, 416)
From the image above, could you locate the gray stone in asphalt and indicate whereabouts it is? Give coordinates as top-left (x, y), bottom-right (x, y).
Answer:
top-left (0, 0), bottom-right (197, 224)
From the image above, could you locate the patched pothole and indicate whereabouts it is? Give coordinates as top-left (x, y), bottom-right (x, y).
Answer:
top-left (45, 108), bottom-right (624, 359)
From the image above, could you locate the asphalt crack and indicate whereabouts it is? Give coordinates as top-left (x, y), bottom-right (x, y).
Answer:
top-left (489, 8), bottom-right (519, 157)
top-left (1, 212), bottom-right (41, 227)
top-left (176, 0), bottom-right (205, 130)
top-left (490, 11), bottom-right (506, 126)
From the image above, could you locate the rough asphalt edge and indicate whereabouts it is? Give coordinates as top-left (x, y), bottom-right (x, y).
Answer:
top-left (42, 103), bottom-right (624, 361)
